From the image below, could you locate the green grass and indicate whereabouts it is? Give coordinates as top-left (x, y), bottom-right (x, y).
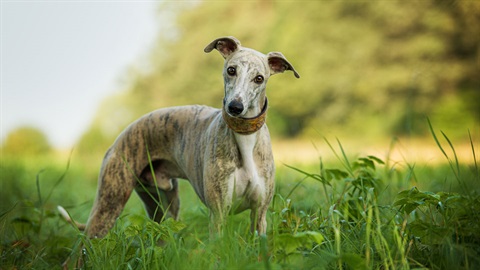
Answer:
top-left (1, 134), bottom-right (479, 269)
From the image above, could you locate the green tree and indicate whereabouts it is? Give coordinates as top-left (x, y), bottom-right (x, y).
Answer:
top-left (1, 126), bottom-right (52, 157)
top-left (78, 0), bottom-right (479, 154)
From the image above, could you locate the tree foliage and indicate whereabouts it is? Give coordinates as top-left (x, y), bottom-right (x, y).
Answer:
top-left (78, 0), bottom-right (479, 153)
top-left (1, 126), bottom-right (52, 156)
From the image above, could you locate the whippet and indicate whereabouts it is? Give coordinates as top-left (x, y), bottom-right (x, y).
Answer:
top-left (64, 36), bottom-right (299, 239)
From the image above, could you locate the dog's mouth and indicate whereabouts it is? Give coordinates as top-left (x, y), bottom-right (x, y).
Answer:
top-left (222, 98), bottom-right (268, 135)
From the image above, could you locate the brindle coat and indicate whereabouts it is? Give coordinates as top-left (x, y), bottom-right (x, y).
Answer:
top-left (84, 36), bottom-right (299, 238)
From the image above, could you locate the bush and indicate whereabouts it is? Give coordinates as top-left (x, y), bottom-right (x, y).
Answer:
top-left (1, 126), bottom-right (52, 157)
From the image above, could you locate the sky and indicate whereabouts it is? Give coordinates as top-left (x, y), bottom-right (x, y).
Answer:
top-left (1, 1), bottom-right (159, 149)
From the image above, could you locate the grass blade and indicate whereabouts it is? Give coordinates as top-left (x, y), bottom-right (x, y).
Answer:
top-left (427, 118), bottom-right (449, 160)
top-left (469, 129), bottom-right (479, 181)
top-left (441, 130), bottom-right (460, 177)
top-left (323, 137), bottom-right (353, 176)
top-left (284, 163), bottom-right (327, 184)
top-left (45, 149), bottom-right (73, 204)
top-left (336, 137), bottom-right (353, 173)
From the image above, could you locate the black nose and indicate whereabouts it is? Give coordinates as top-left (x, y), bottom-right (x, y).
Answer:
top-left (228, 100), bottom-right (244, 116)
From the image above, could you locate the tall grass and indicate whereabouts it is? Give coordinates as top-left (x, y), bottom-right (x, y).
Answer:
top-left (1, 132), bottom-right (478, 269)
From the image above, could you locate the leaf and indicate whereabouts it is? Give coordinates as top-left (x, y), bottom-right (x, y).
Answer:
top-left (124, 225), bottom-right (142, 238)
top-left (12, 217), bottom-right (36, 225)
top-left (276, 231), bottom-right (324, 254)
top-left (285, 164), bottom-right (330, 185)
top-left (162, 218), bottom-right (187, 233)
top-left (367, 155), bottom-right (385, 165)
top-left (325, 169), bottom-right (349, 180)
top-left (394, 187), bottom-right (423, 214)
top-left (394, 187), bottom-right (419, 206)
top-left (409, 220), bottom-right (452, 245)
top-left (276, 234), bottom-right (304, 254)
top-left (341, 253), bottom-right (368, 270)
top-left (126, 214), bottom-right (149, 226)
top-left (357, 157), bottom-right (375, 170)
top-left (303, 231), bottom-right (324, 243)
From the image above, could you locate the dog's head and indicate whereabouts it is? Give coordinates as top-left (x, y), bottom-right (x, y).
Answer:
top-left (205, 36), bottom-right (299, 118)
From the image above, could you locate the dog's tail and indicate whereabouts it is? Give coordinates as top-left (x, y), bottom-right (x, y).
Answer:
top-left (57, 205), bottom-right (86, 231)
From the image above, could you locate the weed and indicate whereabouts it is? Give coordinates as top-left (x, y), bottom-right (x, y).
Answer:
top-left (0, 130), bottom-right (478, 269)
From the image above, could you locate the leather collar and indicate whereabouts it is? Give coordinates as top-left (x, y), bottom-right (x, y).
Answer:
top-left (222, 98), bottom-right (268, 135)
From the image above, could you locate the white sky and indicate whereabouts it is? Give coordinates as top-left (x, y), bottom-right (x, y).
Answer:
top-left (1, 1), bottom-right (159, 149)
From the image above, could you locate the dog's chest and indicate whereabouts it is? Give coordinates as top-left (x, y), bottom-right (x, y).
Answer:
top-left (229, 134), bottom-right (266, 208)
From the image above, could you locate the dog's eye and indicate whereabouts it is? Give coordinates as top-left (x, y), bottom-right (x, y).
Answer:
top-left (227, 67), bottom-right (236, 76)
top-left (254, 75), bottom-right (264, 84)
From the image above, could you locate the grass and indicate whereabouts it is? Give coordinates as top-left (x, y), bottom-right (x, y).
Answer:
top-left (1, 132), bottom-right (479, 269)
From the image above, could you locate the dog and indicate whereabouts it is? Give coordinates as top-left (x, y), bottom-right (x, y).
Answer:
top-left (61, 36), bottom-right (299, 240)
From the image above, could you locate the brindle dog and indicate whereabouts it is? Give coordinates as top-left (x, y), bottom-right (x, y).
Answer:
top-left (62, 36), bottom-right (299, 240)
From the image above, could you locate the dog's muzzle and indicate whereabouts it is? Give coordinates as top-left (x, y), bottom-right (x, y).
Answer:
top-left (227, 100), bottom-right (244, 116)
top-left (222, 98), bottom-right (268, 135)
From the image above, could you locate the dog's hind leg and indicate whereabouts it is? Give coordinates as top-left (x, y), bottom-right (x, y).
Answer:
top-left (137, 160), bottom-right (181, 222)
top-left (135, 178), bottom-right (180, 222)
top-left (85, 166), bottom-right (135, 238)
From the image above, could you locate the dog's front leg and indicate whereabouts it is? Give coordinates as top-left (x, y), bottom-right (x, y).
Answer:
top-left (204, 174), bottom-right (233, 237)
top-left (208, 208), bottom-right (226, 236)
top-left (206, 196), bottom-right (230, 237)
top-left (250, 176), bottom-right (275, 235)
top-left (250, 206), bottom-right (267, 235)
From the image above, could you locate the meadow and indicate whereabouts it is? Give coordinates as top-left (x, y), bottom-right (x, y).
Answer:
top-left (1, 129), bottom-right (479, 270)
top-left (2, 1), bottom-right (479, 269)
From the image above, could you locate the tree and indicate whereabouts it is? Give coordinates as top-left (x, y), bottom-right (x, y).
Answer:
top-left (78, 0), bottom-right (479, 154)
top-left (1, 126), bottom-right (52, 157)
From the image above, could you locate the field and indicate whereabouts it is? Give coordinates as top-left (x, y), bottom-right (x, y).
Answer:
top-left (1, 133), bottom-right (479, 269)
top-left (3, 1), bottom-right (479, 269)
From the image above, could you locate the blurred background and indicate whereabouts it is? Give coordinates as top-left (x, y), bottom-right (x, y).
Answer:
top-left (2, 0), bottom-right (479, 164)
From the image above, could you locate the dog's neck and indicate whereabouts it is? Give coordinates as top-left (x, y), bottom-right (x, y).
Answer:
top-left (222, 98), bottom-right (268, 135)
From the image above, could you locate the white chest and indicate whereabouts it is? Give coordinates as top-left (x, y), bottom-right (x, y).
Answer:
top-left (227, 133), bottom-right (266, 211)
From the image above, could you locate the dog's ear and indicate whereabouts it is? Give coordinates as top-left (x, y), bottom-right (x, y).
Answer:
top-left (204, 36), bottom-right (241, 58)
top-left (267, 52), bottom-right (300, 78)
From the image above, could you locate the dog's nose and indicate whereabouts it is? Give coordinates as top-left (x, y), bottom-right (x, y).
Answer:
top-left (228, 100), bottom-right (244, 116)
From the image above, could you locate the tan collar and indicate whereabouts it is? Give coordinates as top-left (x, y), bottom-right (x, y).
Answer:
top-left (222, 98), bottom-right (268, 135)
